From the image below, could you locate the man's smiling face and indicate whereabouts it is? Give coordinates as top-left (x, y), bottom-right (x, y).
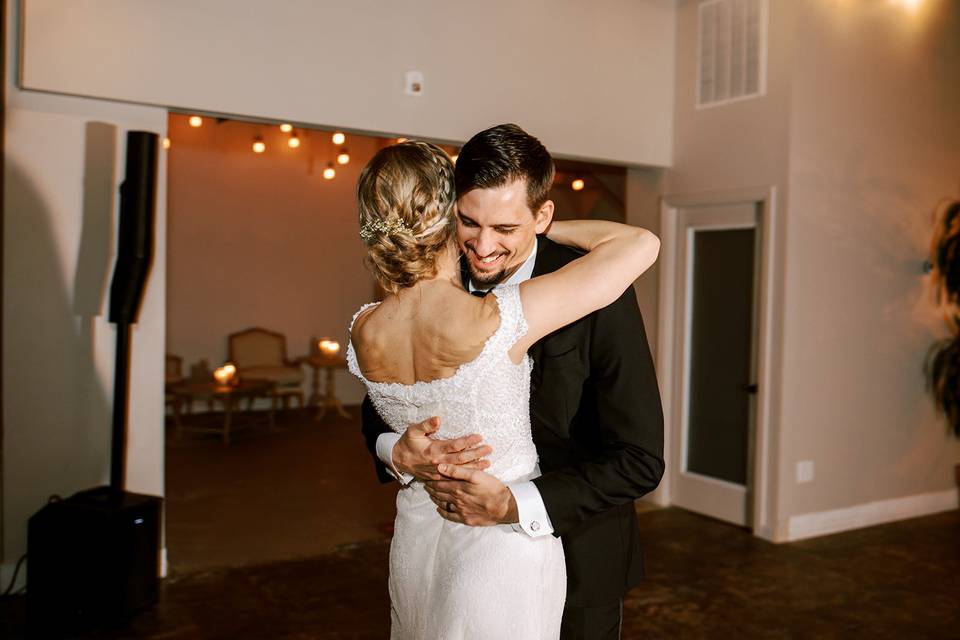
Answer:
top-left (456, 179), bottom-right (553, 287)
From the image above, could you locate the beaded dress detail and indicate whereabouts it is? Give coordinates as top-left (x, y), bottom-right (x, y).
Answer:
top-left (347, 284), bottom-right (566, 640)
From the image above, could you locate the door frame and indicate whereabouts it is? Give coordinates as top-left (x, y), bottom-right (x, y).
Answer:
top-left (657, 186), bottom-right (780, 540)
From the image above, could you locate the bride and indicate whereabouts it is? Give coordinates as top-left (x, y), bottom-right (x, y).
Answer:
top-left (347, 140), bottom-right (659, 639)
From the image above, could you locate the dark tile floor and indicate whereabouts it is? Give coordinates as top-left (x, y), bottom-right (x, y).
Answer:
top-left (5, 509), bottom-right (958, 639)
top-left (3, 410), bottom-right (958, 639)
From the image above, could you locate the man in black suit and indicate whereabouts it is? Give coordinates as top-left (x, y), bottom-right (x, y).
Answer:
top-left (361, 124), bottom-right (664, 639)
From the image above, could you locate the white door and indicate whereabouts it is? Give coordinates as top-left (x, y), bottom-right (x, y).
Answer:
top-left (670, 203), bottom-right (760, 526)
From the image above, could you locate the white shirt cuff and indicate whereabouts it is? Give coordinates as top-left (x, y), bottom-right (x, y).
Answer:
top-left (508, 480), bottom-right (554, 537)
top-left (375, 432), bottom-right (414, 485)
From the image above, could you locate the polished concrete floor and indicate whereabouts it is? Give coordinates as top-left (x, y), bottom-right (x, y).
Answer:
top-left (3, 410), bottom-right (958, 639)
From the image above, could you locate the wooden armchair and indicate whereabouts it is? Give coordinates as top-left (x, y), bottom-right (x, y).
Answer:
top-left (227, 327), bottom-right (305, 410)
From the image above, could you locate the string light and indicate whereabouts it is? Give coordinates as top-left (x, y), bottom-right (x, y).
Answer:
top-left (280, 123), bottom-right (293, 133)
top-left (252, 136), bottom-right (266, 153)
top-left (288, 133), bottom-right (301, 148)
top-left (571, 178), bottom-right (585, 191)
top-left (163, 138), bottom-right (171, 149)
top-left (323, 163), bottom-right (336, 180)
top-left (332, 132), bottom-right (346, 145)
top-left (337, 148), bottom-right (350, 165)
top-left (189, 116), bottom-right (202, 127)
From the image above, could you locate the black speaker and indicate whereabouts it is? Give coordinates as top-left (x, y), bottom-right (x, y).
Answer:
top-left (26, 487), bottom-right (162, 638)
top-left (108, 131), bottom-right (157, 325)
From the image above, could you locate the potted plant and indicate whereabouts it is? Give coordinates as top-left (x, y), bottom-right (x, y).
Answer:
top-left (924, 198), bottom-right (960, 487)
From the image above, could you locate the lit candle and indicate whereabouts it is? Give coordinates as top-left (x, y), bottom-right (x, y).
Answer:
top-left (318, 338), bottom-right (341, 357)
top-left (214, 363), bottom-right (237, 385)
top-left (214, 367), bottom-right (230, 385)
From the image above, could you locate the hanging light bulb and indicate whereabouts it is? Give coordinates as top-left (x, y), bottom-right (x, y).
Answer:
top-left (323, 163), bottom-right (336, 180)
top-left (288, 133), bottom-right (301, 148)
top-left (396, 137), bottom-right (408, 144)
top-left (332, 132), bottom-right (346, 145)
top-left (280, 123), bottom-right (293, 133)
top-left (571, 178), bottom-right (585, 191)
top-left (163, 137), bottom-right (172, 149)
top-left (189, 116), bottom-right (203, 127)
top-left (252, 136), bottom-right (266, 153)
top-left (451, 154), bottom-right (459, 163)
top-left (337, 148), bottom-right (350, 165)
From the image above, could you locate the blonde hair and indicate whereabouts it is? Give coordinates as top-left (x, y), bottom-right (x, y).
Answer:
top-left (356, 141), bottom-right (457, 294)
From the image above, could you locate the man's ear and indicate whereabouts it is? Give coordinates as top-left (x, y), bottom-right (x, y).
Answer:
top-left (534, 200), bottom-right (554, 234)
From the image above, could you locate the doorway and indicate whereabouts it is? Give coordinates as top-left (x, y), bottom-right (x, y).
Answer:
top-left (657, 188), bottom-right (778, 537)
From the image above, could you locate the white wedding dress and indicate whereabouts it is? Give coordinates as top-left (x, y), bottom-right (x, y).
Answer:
top-left (347, 284), bottom-right (566, 640)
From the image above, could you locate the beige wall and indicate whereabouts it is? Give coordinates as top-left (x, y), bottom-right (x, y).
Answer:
top-left (667, 0), bottom-right (960, 539)
top-left (20, 0), bottom-right (676, 167)
top-left (666, 0), bottom-right (796, 531)
top-left (2, 2), bottom-right (167, 589)
top-left (166, 116), bottom-right (377, 405)
top-left (778, 0), bottom-right (960, 519)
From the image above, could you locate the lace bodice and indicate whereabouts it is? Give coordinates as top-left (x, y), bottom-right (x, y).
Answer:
top-left (347, 285), bottom-right (537, 482)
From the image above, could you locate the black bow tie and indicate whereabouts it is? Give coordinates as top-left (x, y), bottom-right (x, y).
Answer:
top-left (471, 289), bottom-right (490, 298)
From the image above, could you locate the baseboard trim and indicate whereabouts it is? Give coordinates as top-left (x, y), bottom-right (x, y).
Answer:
top-left (786, 487), bottom-right (959, 542)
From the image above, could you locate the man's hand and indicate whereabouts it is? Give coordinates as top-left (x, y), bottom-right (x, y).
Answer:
top-left (424, 464), bottom-right (519, 526)
top-left (392, 417), bottom-right (492, 481)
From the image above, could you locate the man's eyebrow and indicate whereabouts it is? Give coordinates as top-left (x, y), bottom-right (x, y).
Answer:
top-left (457, 212), bottom-right (477, 223)
top-left (493, 224), bottom-right (520, 229)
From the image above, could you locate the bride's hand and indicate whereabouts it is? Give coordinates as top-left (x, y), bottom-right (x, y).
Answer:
top-left (392, 417), bottom-right (493, 481)
top-left (424, 464), bottom-right (519, 526)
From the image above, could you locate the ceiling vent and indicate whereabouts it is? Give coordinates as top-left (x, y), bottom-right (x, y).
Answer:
top-left (697, 0), bottom-right (767, 108)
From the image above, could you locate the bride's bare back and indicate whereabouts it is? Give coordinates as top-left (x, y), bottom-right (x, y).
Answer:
top-left (351, 279), bottom-right (503, 385)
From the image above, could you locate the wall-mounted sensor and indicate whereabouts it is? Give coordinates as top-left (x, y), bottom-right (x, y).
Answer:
top-left (405, 70), bottom-right (424, 96)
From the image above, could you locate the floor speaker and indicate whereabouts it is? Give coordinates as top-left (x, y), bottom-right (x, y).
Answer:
top-left (26, 487), bottom-right (162, 637)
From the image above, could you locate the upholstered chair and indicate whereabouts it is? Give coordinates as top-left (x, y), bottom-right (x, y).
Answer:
top-left (227, 328), bottom-right (305, 409)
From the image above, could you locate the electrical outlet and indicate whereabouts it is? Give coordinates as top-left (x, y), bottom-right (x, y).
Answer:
top-left (405, 70), bottom-right (424, 96)
top-left (796, 460), bottom-right (814, 483)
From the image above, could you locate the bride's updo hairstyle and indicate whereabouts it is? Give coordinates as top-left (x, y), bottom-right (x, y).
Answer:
top-left (356, 141), bottom-right (457, 294)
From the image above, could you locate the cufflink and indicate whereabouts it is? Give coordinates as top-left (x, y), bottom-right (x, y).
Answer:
top-left (530, 521), bottom-right (541, 532)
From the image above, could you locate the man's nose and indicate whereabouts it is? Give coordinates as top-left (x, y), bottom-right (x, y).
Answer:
top-left (473, 229), bottom-right (498, 256)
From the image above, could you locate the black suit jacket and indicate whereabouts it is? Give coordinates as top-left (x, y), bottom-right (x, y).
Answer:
top-left (360, 236), bottom-right (665, 606)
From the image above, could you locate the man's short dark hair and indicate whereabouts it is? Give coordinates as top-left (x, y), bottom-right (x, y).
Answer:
top-left (455, 123), bottom-right (555, 212)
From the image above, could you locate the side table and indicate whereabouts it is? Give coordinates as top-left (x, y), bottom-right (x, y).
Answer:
top-left (297, 355), bottom-right (351, 421)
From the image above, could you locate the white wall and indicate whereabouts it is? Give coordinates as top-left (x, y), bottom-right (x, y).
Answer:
top-left (19, 0), bottom-right (676, 167)
top-left (2, 0), bottom-right (167, 588)
top-left (166, 116), bottom-right (377, 405)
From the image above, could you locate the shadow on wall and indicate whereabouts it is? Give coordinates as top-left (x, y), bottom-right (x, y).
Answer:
top-left (2, 123), bottom-right (117, 576)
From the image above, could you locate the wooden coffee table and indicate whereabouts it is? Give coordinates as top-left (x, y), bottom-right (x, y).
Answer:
top-left (167, 379), bottom-right (276, 444)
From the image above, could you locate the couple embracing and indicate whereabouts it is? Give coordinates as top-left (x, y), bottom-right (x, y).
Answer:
top-left (347, 124), bottom-right (664, 639)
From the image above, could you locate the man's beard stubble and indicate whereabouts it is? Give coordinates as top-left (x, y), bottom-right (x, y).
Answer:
top-left (468, 262), bottom-right (511, 287)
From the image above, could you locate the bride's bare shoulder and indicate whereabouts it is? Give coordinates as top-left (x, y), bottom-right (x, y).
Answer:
top-left (351, 301), bottom-right (393, 348)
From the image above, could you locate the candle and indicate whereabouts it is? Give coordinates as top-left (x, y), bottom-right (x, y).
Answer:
top-left (318, 338), bottom-right (341, 357)
top-left (214, 363), bottom-right (237, 386)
